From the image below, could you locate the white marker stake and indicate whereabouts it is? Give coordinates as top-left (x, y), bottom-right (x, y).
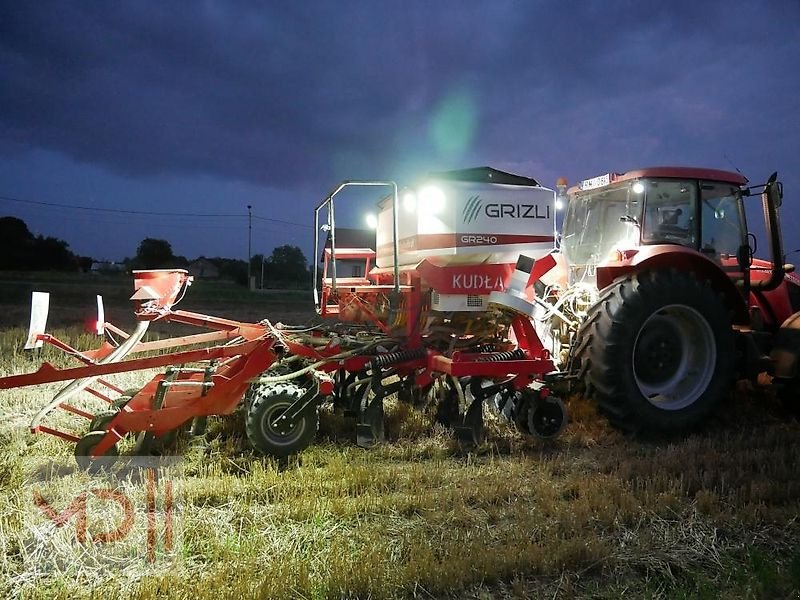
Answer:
top-left (25, 292), bottom-right (50, 350)
top-left (96, 295), bottom-right (105, 335)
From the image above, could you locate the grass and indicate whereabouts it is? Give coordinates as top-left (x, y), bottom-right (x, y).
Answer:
top-left (0, 272), bottom-right (799, 599)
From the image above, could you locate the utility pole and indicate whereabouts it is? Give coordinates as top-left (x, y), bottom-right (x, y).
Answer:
top-left (247, 205), bottom-right (252, 289)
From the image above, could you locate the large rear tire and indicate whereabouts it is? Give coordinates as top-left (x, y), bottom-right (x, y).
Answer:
top-left (573, 269), bottom-right (734, 433)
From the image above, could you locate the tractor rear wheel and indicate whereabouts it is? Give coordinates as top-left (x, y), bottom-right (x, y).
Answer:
top-left (246, 383), bottom-right (318, 457)
top-left (573, 270), bottom-right (734, 433)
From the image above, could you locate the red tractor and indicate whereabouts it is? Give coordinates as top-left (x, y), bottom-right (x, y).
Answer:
top-left (537, 167), bottom-right (799, 432)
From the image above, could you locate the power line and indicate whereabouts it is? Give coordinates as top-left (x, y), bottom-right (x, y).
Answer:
top-left (0, 193), bottom-right (241, 217)
top-left (0, 193), bottom-right (312, 228)
top-left (252, 215), bottom-right (312, 228)
top-left (0, 208), bottom-right (306, 239)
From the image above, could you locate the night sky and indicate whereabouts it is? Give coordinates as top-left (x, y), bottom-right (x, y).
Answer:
top-left (1, 1), bottom-right (799, 264)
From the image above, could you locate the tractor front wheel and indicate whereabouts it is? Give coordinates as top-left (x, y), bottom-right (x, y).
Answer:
top-left (574, 270), bottom-right (734, 433)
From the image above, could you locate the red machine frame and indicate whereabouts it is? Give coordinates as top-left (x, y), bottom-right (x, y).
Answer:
top-left (0, 180), bottom-right (564, 467)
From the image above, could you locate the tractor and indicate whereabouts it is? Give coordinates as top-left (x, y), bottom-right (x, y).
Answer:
top-left (534, 167), bottom-right (800, 432)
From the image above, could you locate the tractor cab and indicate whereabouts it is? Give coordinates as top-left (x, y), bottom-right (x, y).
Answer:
top-left (561, 167), bottom-right (749, 284)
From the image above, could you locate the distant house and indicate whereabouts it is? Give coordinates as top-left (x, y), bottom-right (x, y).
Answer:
top-left (90, 261), bottom-right (125, 273)
top-left (322, 227), bottom-right (375, 279)
top-left (188, 258), bottom-right (220, 279)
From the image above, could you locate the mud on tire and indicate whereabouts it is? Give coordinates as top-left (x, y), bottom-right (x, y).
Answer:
top-left (571, 269), bottom-right (734, 433)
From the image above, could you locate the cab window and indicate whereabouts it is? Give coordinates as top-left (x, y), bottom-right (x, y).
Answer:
top-left (700, 182), bottom-right (745, 258)
top-left (641, 180), bottom-right (697, 246)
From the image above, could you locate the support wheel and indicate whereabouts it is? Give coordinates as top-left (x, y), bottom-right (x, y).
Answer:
top-left (572, 270), bottom-right (734, 433)
top-left (112, 396), bottom-right (132, 411)
top-left (246, 384), bottom-right (318, 457)
top-left (528, 395), bottom-right (567, 438)
top-left (507, 389), bottom-right (533, 433)
top-left (89, 410), bottom-right (118, 432)
top-left (134, 429), bottom-right (180, 456)
top-left (75, 431), bottom-right (119, 474)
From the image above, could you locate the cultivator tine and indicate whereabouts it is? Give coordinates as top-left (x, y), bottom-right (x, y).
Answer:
top-left (357, 364), bottom-right (418, 449)
top-left (356, 395), bottom-right (385, 448)
top-left (454, 396), bottom-right (485, 449)
top-left (133, 431), bottom-right (156, 455)
top-left (356, 369), bottom-right (390, 448)
top-left (133, 371), bottom-right (174, 455)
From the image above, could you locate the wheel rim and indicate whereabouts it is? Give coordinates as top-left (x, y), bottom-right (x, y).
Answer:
top-left (260, 400), bottom-right (306, 447)
top-left (632, 304), bottom-right (716, 411)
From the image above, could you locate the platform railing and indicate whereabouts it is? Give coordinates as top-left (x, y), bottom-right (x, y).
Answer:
top-left (313, 180), bottom-right (399, 313)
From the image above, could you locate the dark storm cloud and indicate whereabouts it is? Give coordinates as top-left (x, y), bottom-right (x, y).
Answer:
top-left (1, 0), bottom-right (799, 193)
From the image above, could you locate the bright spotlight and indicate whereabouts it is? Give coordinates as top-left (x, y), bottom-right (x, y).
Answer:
top-left (403, 192), bottom-right (417, 212)
top-left (365, 213), bottom-right (378, 229)
top-left (555, 198), bottom-right (564, 211)
top-left (632, 181), bottom-right (645, 194)
top-left (418, 185), bottom-right (446, 214)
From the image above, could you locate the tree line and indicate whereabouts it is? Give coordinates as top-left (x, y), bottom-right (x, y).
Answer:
top-left (0, 217), bottom-right (82, 271)
top-left (133, 237), bottom-right (310, 288)
top-left (0, 217), bottom-right (311, 288)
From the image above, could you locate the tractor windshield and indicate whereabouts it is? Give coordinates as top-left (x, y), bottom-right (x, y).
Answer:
top-left (562, 177), bottom-right (747, 282)
top-left (561, 184), bottom-right (641, 281)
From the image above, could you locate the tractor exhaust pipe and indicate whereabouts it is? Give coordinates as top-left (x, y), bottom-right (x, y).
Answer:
top-left (750, 172), bottom-right (786, 292)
